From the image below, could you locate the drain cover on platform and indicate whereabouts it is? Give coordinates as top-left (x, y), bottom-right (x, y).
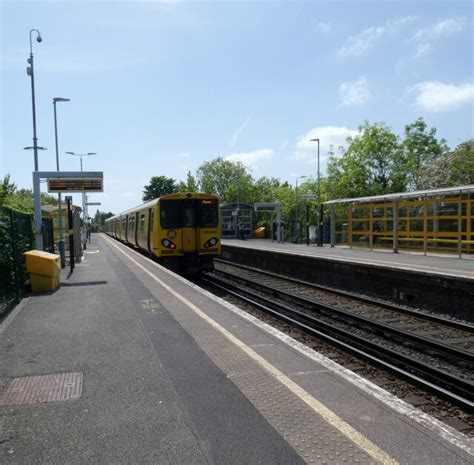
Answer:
top-left (0, 372), bottom-right (83, 406)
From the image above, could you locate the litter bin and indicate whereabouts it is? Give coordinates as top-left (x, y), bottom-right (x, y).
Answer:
top-left (24, 250), bottom-right (61, 292)
top-left (254, 226), bottom-right (266, 239)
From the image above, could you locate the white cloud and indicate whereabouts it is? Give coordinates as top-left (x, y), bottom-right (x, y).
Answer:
top-left (412, 17), bottom-right (466, 42)
top-left (316, 21), bottom-right (331, 33)
top-left (412, 17), bottom-right (466, 58)
top-left (413, 81), bottom-right (474, 112)
top-left (338, 16), bottom-right (416, 57)
top-left (339, 76), bottom-right (369, 106)
top-left (413, 42), bottom-right (433, 58)
top-left (338, 25), bottom-right (384, 57)
top-left (225, 148), bottom-right (273, 167)
top-left (229, 116), bottom-right (251, 148)
top-left (296, 126), bottom-right (358, 156)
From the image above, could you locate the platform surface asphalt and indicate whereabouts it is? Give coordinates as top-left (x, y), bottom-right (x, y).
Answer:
top-left (222, 239), bottom-right (474, 280)
top-left (1, 233), bottom-right (472, 465)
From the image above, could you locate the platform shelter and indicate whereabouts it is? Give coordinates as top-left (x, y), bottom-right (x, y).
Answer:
top-left (325, 185), bottom-right (474, 257)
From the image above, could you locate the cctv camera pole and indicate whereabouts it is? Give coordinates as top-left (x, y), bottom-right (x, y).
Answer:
top-left (27, 28), bottom-right (43, 249)
top-left (28, 29), bottom-right (42, 172)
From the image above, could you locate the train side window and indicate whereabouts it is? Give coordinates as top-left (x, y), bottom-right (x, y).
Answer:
top-left (140, 214), bottom-right (145, 231)
top-left (150, 210), bottom-right (154, 230)
top-left (160, 200), bottom-right (179, 229)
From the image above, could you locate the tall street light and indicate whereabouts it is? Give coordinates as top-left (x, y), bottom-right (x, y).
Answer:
top-left (27, 29), bottom-right (43, 172)
top-left (310, 138), bottom-right (323, 246)
top-left (66, 152), bottom-right (97, 248)
top-left (66, 151), bottom-right (97, 172)
top-left (53, 97), bottom-right (70, 268)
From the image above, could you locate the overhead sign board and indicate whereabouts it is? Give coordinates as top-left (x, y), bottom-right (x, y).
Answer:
top-left (86, 202), bottom-right (101, 206)
top-left (48, 178), bottom-right (103, 193)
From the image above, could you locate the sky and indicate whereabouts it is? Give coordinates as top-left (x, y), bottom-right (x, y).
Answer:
top-left (1, 0), bottom-right (473, 216)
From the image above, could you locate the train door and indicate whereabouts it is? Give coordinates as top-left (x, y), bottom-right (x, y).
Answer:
top-left (125, 214), bottom-right (129, 242)
top-left (181, 199), bottom-right (197, 253)
top-left (197, 198), bottom-right (219, 249)
top-left (135, 212), bottom-right (139, 246)
top-left (147, 208), bottom-right (153, 252)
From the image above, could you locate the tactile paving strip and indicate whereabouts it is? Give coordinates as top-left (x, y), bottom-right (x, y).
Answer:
top-left (146, 283), bottom-right (378, 465)
top-left (0, 372), bottom-right (83, 407)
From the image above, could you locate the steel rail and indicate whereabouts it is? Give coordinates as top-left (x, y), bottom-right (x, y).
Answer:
top-left (213, 268), bottom-right (474, 365)
top-left (214, 258), bottom-right (474, 332)
top-left (203, 274), bottom-right (474, 411)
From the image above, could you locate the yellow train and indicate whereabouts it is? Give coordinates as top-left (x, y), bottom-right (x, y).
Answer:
top-left (104, 193), bottom-right (220, 273)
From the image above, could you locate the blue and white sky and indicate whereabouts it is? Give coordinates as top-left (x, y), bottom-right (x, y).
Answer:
top-left (1, 1), bottom-right (473, 215)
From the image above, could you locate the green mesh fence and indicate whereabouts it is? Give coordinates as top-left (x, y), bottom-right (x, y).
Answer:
top-left (0, 207), bottom-right (34, 318)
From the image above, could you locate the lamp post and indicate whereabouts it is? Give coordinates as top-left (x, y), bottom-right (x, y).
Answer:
top-left (65, 152), bottom-right (97, 248)
top-left (295, 175), bottom-right (307, 243)
top-left (310, 138), bottom-right (323, 246)
top-left (53, 97), bottom-right (70, 268)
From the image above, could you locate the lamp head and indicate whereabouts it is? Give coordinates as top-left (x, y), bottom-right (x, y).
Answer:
top-left (36, 33), bottom-right (42, 43)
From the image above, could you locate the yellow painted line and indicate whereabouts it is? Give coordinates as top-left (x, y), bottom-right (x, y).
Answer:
top-left (103, 234), bottom-right (398, 465)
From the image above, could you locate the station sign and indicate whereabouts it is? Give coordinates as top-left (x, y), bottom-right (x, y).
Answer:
top-left (299, 194), bottom-right (317, 199)
top-left (86, 202), bottom-right (101, 206)
top-left (48, 178), bottom-right (103, 193)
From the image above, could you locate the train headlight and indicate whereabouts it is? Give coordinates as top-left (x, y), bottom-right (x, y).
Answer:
top-left (161, 238), bottom-right (176, 249)
top-left (204, 237), bottom-right (218, 248)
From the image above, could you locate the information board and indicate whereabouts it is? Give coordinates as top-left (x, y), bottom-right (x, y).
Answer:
top-left (48, 178), bottom-right (103, 193)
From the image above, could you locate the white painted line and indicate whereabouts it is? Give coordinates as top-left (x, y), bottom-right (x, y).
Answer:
top-left (102, 234), bottom-right (397, 464)
top-left (101, 234), bottom-right (473, 457)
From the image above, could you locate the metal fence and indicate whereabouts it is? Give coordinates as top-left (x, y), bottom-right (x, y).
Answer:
top-left (0, 207), bottom-right (34, 318)
top-left (42, 217), bottom-right (55, 253)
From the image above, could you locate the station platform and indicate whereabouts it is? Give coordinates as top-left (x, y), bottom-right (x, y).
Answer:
top-left (220, 239), bottom-right (474, 318)
top-left (1, 234), bottom-right (472, 464)
top-left (221, 239), bottom-right (474, 281)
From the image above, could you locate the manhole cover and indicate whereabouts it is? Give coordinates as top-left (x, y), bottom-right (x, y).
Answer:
top-left (0, 372), bottom-right (83, 407)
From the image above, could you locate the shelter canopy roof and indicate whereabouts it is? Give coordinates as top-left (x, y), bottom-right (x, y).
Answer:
top-left (324, 185), bottom-right (474, 206)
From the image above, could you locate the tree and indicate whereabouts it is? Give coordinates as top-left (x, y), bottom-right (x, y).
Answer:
top-left (1, 175), bottom-right (58, 213)
top-left (93, 210), bottom-right (114, 227)
top-left (143, 176), bottom-right (177, 201)
top-left (177, 171), bottom-right (199, 193)
top-left (420, 139), bottom-right (474, 188)
top-left (449, 139), bottom-right (474, 185)
top-left (196, 157), bottom-right (253, 203)
top-left (0, 175), bottom-right (17, 206)
top-left (326, 121), bottom-right (405, 199)
top-left (250, 177), bottom-right (283, 203)
top-left (402, 117), bottom-right (448, 190)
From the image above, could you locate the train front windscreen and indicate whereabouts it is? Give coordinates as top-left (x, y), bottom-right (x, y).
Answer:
top-left (160, 199), bottom-right (218, 229)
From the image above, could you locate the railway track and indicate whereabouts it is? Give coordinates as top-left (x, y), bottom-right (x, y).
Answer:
top-left (203, 261), bottom-right (474, 412)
